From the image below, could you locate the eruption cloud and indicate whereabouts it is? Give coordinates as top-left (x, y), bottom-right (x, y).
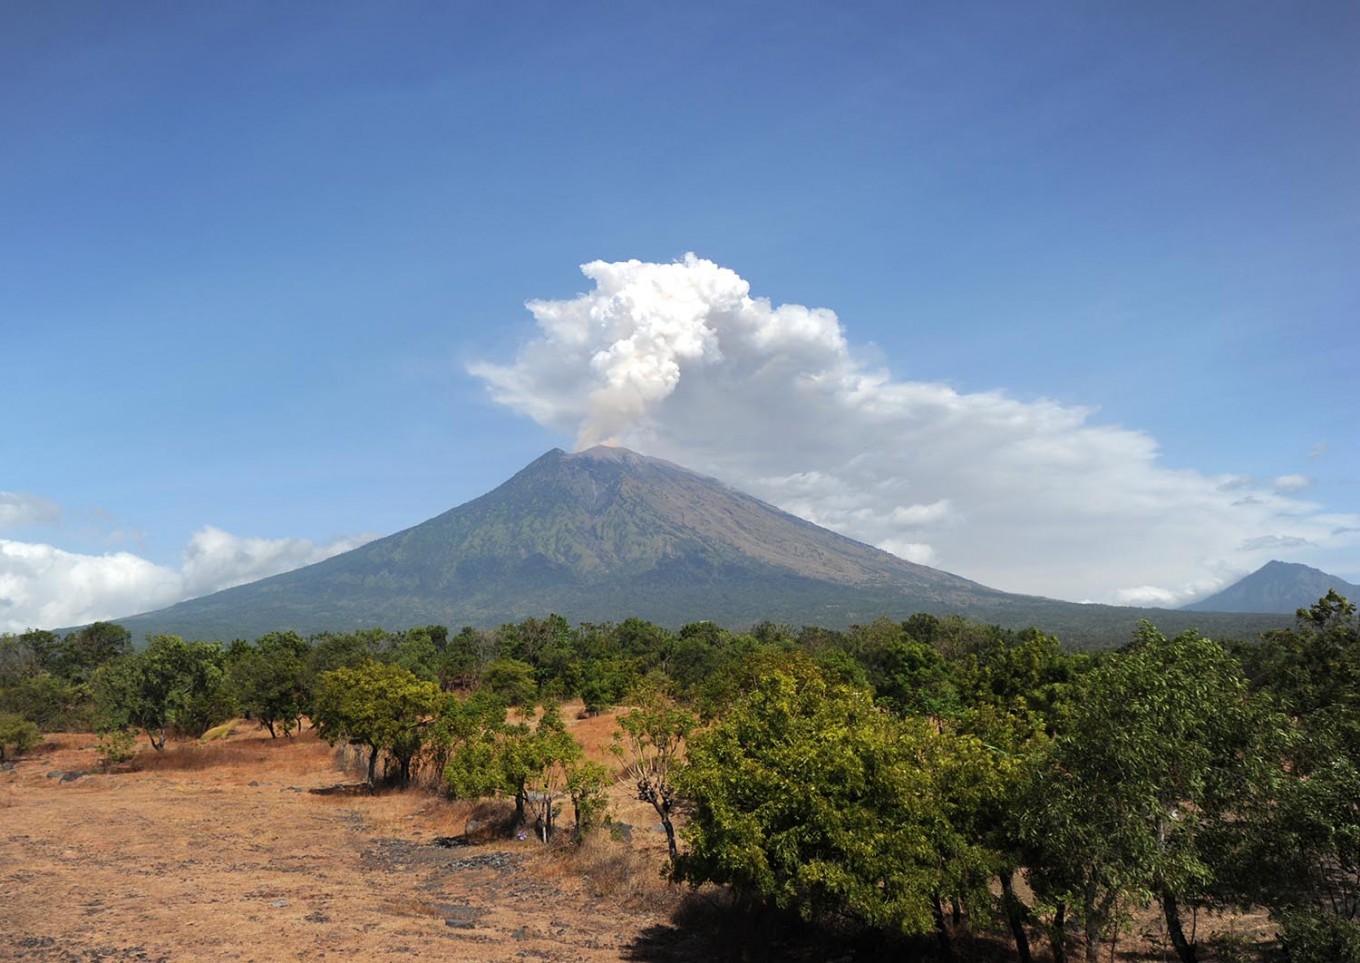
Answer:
top-left (471, 254), bottom-right (1358, 605)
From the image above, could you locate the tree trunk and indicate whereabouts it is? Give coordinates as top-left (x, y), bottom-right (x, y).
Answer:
top-left (265, 719), bottom-right (277, 738)
top-left (515, 784), bottom-right (527, 827)
top-left (1162, 889), bottom-right (1198, 963)
top-left (651, 798), bottom-right (678, 861)
top-left (930, 892), bottom-right (956, 962)
top-left (999, 870), bottom-right (1033, 963)
top-left (366, 746), bottom-right (378, 787)
top-left (1050, 901), bottom-right (1067, 963)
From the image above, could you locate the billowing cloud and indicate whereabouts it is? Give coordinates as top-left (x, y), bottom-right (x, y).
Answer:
top-left (180, 526), bottom-right (374, 597)
top-left (0, 540), bottom-right (182, 634)
top-left (0, 526), bottom-right (374, 634)
top-left (472, 254), bottom-right (1360, 605)
top-left (0, 492), bottom-right (61, 529)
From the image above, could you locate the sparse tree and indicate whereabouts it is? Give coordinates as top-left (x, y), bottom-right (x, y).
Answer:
top-left (313, 660), bottom-right (442, 786)
top-left (613, 686), bottom-right (695, 861)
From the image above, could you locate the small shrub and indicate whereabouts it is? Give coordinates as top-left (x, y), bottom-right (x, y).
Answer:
top-left (94, 727), bottom-right (138, 769)
top-left (1279, 909), bottom-right (1360, 963)
top-left (0, 711), bottom-right (40, 762)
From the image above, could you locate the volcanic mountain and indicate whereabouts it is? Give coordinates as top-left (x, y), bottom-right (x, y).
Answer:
top-left (108, 446), bottom-right (1288, 646)
top-left (1182, 560), bottom-right (1360, 614)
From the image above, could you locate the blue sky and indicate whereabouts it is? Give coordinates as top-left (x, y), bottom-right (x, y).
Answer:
top-left (3, 1), bottom-right (1357, 632)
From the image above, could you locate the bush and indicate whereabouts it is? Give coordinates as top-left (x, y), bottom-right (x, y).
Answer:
top-left (1279, 909), bottom-right (1360, 963)
top-left (94, 727), bottom-right (138, 769)
top-left (0, 711), bottom-right (41, 762)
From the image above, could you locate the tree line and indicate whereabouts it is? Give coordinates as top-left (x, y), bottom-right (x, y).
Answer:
top-left (2, 595), bottom-right (1358, 962)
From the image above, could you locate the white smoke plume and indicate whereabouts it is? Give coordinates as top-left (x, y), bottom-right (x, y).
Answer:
top-left (472, 254), bottom-right (1359, 605)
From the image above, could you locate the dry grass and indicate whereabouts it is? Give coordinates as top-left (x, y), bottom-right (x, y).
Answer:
top-left (130, 724), bottom-right (331, 776)
top-left (532, 828), bottom-right (680, 911)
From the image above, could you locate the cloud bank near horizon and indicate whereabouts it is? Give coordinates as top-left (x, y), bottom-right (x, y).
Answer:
top-left (472, 254), bottom-right (1359, 605)
top-left (0, 526), bottom-right (373, 634)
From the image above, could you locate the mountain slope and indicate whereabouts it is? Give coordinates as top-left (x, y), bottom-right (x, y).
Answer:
top-left (107, 446), bottom-right (1289, 647)
top-left (1183, 560), bottom-right (1360, 614)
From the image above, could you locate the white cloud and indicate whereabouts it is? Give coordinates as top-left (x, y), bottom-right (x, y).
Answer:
top-left (0, 526), bottom-right (375, 634)
top-left (0, 539), bottom-right (182, 634)
top-left (472, 254), bottom-right (1360, 605)
top-left (181, 526), bottom-right (374, 596)
top-left (1273, 474), bottom-right (1311, 493)
top-left (0, 492), bottom-right (61, 529)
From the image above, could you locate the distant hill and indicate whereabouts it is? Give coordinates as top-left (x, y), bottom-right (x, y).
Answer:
top-left (1183, 560), bottom-right (1360, 614)
top-left (104, 446), bottom-right (1288, 648)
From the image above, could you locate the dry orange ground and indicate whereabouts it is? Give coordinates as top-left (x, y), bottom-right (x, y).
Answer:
top-left (1, 708), bottom-right (679, 963)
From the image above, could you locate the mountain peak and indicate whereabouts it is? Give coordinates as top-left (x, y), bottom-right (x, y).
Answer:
top-left (1183, 560), bottom-right (1360, 613)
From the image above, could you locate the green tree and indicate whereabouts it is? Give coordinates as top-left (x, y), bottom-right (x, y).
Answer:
top-left (227, 631), bottom-right (310, 738)
top-left (91, 635), bottom-right (232, 750)
top-left (1241, 591), bottom-right (1360, 961)
top-left (675, 661), bottom-right (989, 954)
top-left (0, 711), bottom-right (41, 762)
top-left (1022, 624), bottom-right (1279, 963)
top-left (443, 698), bottom-right (584, 833)
top-left (313, 660), bottom-right (442, 786)
top-left (481, 658), bottom-right (538, 707)
top-left (59, 622), bottom-right (132, 682)
top-left (613, 687), bottom-right (695, 861)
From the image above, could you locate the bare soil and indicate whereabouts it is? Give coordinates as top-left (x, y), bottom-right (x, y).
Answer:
top-left (1, 712), bottom-right (682, 963)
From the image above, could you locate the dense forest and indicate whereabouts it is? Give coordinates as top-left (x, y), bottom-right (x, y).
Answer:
top-left (3, 595), bottom-right (1358, 963)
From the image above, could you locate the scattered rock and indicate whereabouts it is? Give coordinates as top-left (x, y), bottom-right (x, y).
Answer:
top-left (270, 898), bottom-right (288, 908)
top-left (59, 770), bottom-right (88, 783)
top-left (46, 770), bottom-right (63, 779)
top-left (433, 835), bottom-right (471, 848)
top-left (305, 910), bottom-right (330, 923)
top-left (309, 783), bottom-right (371, 796)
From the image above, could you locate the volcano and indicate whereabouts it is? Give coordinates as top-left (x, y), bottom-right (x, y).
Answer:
top-left (107, 446), bottom-right (1288, 646)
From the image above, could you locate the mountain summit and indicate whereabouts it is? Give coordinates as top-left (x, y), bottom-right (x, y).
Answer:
top-left (1182, 560), bottom-right (1360, 614)
top-left (107, 446), bottom-right (1289, 645)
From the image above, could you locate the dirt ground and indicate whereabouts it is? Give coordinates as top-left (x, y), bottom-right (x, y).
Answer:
top-left (1, 711), bottom-right (684, 963)
top-left (2, 709), bottom-right (1278, 963)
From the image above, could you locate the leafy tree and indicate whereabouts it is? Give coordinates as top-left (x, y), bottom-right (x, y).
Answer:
top-left (91, 635), bottom-right (232, 750)
top-left (227, 631), bottom-right (310, 738)
top-left (443, 698), bottom-right (583, 833)
top-left (1022, 624), bottom-right (1279, 963)
top-left (522, 704), bottom-right (584, 841)
top-left (1242, 591), bottom-right (1360, 961)
top-left (613, 687), bottom-right (695, 861)
top-left (0, 672), bottom-right (91, 731)
top-left (313, 660), bottom-right (442, 786)
top-left (564, 758), bottom-right (612, 835)
top-left (0, 711), bottom-right (41, 762)
top-left (435, 626), bottom-right (490, 690)
top-left (675, 661), bottom-right (989, 953)
top-left (481, 658), bottom-right (538, 707)
top-left (59, 622), bottom-right (132, 682)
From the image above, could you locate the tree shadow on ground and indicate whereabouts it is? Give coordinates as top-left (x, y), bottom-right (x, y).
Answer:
top-left (623, 890), bottom-right (1021, 963)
